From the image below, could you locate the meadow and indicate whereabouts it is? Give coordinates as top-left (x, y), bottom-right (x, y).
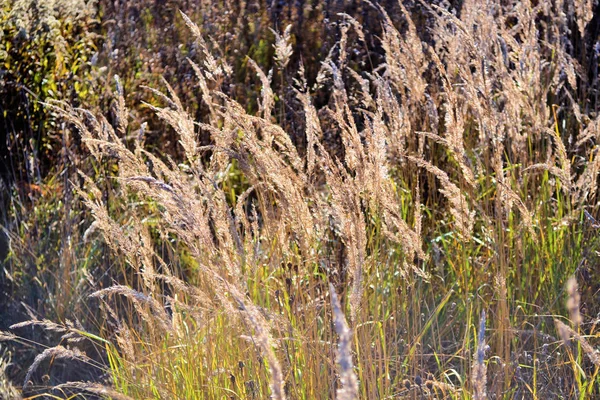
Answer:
top-left (1, 0), bottom-right (600, 398)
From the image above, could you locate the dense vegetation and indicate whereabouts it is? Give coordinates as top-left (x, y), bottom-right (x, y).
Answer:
top-left (2, 0), bottom-right (600, 398)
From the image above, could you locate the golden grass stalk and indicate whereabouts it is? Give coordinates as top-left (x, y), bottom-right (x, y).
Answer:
top-left (271, 24), bottom-right (293, 70)
top-left (554, 320), bottom-right (600, 367)
top-left (51, 382), bottom-right (135, 400)
top-left (23, 346), bottom-right (92, 390)
top-left (566, 276), bottom-right (583, 328)
top-left (0, 352), bottom-right (20, 400)
top-left (248, 58), bottom-right (275, 123)
top-left (406, 155), bottom-right (474, 239)
top-left (555, 276), bottom-right (600, 367)
top-left (230, 286), bottom-right (286, 400)
top-left (90, 286), bottom-right (173, 334)
top-left (330, 283), bottom-right (359, 400)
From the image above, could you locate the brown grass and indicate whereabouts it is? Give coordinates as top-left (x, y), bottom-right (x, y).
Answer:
top-left (2, 0), bottom-right (600, 398)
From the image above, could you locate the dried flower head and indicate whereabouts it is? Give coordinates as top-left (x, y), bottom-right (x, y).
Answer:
top-left (566, 276), bottom-right (582, 328)
top-left (271, 25), bottom-right (293, 69)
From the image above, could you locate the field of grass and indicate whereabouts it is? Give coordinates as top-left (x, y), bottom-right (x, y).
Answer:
top-left (1, 0), bottom-right (600, 398)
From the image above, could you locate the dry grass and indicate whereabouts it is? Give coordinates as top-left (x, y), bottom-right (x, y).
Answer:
top-left (2, 0), bottom-right (600, 398)
top-left (0, 351), bottom-right (21, 400)
top-left (330, 283), bottom-right (359, 400)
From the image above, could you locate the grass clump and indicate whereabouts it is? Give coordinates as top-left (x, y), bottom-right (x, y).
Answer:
top-left (1, 0), bottom-right (600, 398)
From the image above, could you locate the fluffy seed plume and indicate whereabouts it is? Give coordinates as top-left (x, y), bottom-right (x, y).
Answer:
top-left (330, 283), bottom-right (359, 400)
top-left (271, 25), bottom-right (293, 69)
